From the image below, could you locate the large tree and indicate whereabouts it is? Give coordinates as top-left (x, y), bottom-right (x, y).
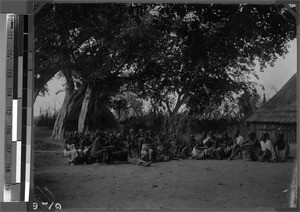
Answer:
top-left (35, 3), bottom-right (296, 138)
top-left (36, 4), bottom-right (157, 138)
top-left (127, 4), bottom-right (296, 116)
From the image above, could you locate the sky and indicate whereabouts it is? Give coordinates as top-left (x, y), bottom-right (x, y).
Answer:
top-left (34, 39), bottom-right (297, 117)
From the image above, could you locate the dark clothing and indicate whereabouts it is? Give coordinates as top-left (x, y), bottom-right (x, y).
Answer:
top-left (274, 139), bottom-right (286, 151)
top-left (219, 137), bottom-right (233, 147)
top-left (112, 150), bottom-right (129, 162)
top-left (66, 137), bottom-right (80, 149)
top-left (258, 149), bottom-right (272, 162)
top-left (90, 137), bottom-right (109, 163)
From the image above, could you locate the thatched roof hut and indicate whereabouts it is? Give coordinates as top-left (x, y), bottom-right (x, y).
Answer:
top-left (246, 73), bottom-right (297, 143)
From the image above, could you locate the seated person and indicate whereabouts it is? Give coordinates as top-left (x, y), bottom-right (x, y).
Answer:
top-left (218, 132), bottom-right (234, 158)
top-left (229, 131), bottom-right (256, 160)
top-left (63, 133), bottom-right (83, 165)
top-left (229, 129), bottom-right (244, 159)
top-left (155, 133), bottom-right (169, 162)
top-left (90, 131), bottom-right (109, 164)
top-left (191, 140), bottom-right (206, 159)
top-left (74, 131), bottom-right (83, 145)
top-left (140, 131), bottom-right (154, 162)
top-left (137, 129), bottom-right (145, 155)
top-left (168, 134), bottom-right (180, 160)
top-left (274, 131), bottom-right (289, 162)
top-left (126, 129), bottom-right (139, 157)
top-left (181, 134), bottom-right (197, 159)
top-left (202, 131), bottom-right (217, 159)
top-left (127, 156), bottom-right (152, 167)
top-left (79, 133), bottom-right (96, 164)
top-left (199, 131), bottom-right (207, 143)
top-left (241, 132), bottom-right (257, 161)
top-left (258, 132), bottom-right (276, 162)
top-left (251, 135), bottom-right (261, 161)
top-left (111, 133), bottom-right (129, 162)
top-left (80, 132), bottom-right (93, 155)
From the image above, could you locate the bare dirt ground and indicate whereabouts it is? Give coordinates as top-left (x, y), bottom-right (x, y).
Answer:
top-left (34, 148), bottom-right (296, 211)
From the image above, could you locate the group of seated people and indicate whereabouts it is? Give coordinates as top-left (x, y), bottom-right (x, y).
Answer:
top-left (63, 128), bottom-right (290, 167)
top-left (187, 130), bottom-right (290, 162)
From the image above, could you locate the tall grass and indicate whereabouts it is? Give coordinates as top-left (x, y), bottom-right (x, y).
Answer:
top-left (34, 107), bottom-right (58, 129)
top-left (121, 110), bottom-right (245, 139)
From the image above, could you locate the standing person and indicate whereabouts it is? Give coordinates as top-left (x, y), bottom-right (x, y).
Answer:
top-left (274, 131), bottom-right (289, 161)
top-left (259, 132), bottom-right (276, 162)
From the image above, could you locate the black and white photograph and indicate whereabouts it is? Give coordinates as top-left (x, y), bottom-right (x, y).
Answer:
top-left (32, 2), bottom-right (297, 210)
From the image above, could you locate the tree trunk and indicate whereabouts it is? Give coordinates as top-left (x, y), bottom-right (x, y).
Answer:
top-left (51, 89), bottom-right (73, 139)
top-left (51, 70), bottom-right (86, 139)
top-left (78, 85), bottom-right (93, 132)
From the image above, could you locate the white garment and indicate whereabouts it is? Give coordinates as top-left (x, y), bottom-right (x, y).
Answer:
top-left (236, 135), bottom-right (244, 145)
top-left (260, 140), bottom-right (276, 160)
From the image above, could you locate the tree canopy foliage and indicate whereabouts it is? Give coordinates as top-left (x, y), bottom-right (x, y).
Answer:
top-left (35, 3), bottom-right (296, 117)
top-left (126, 4), bottom-right (296, 115)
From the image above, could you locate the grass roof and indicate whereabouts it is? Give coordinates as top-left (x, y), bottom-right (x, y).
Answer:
top-left (246, 73), bottom-right (297, 124)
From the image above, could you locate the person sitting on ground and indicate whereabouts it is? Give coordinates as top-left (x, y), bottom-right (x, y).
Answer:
top-left (111, 133), bottom-right (129, 162)
top-left (79, 132), bottom-right (94, 164)
top-left (100, 133), bottom-right (119, 164)
top-left (191, 139), bottom-right (206, 159)
top-left (168, 134), bottom-right (180, 160)
top-left (83, 133), bottom-right (97, 164)
top-left (251, 134), bottom-right (261, 161)
top-left (64, 133), bottom-right (83, 165)
top-left (218, 132), bottom-right (234, 158)
top-left (241, 132), bottom-right (257, 161)
top-left (155, 133), bottom-right (169, 162)
top-left (90, 131), bottom-right (109, 165)
top-left (74, 131), bottom-right (83, 145)
top-left (140, 131), bottom-right (154, 162)
top-left (80, 132), bottom-right (92, 151)
top-left (258, 132), bottom-right (276, 162)
top-left (120, 128), bottom-right (127, 139)
top-left (228, 131), bottom-right (255, 161)
top-left (112, 130), bottom-right (118, 139)
top-left (137, 129), bottom-right (145, 155)
top-left (127, 156), bottom-right (152, 167)
top-left (274, 131), bottom-right (289, 162)
top-left (190, 131), bottom-right (207, 159)
top-left (181, 134), bottom-right (197, 159)
top-left (126, 129), bottom-right (139, 157)
top-left (229, 129), bottom-right (244, 159)
top-left (202, 131), bottom-right (217, 159)
top-left (209, 131), bottom-right (224, 160)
